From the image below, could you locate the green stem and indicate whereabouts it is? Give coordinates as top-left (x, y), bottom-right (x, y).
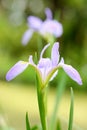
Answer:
top-left (36, 76), bottom-right (48, 130)
top-left (49, 72), bottom-right (67, 130)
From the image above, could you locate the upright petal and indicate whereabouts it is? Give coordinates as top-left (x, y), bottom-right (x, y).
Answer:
top-left (40, 43), bottom-right (50, 58)
top-left (22, 29), bottom-right (34, 45)
top-left (45, 8), bottom-right (53, 19)
top-left (51, 42), bottom-right (60, 66)
top-left (59, 57), bottom-right (64, 64)
top-left (37, 58), bottom-right (52, 82)
top-left (6, 61), bottom-right (29, 81)
top-left (59, 64), bottom-right (82, 85)
top-left (28, 55), bottom-right (34, 64)
top-left (27, 16), bottom-right (42, 30)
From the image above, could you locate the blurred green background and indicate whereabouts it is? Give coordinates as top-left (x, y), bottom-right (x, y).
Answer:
top-left (0, 0), bottom-right (87, 130)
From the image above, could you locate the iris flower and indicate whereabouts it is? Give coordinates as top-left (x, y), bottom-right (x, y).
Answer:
top-left (6, 42), bottom-right (82, 87)
top-left (22, 8), bottom-right (63, 45)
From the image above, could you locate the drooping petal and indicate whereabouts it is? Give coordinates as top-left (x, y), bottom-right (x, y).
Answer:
top-left (6, 61), bottom-right (29, 81)
top-left (59, 64), bottom-right (82, 85)
top-left (45, 8), bottom-right (52, 19)
top-left (40, 43), bottom-right (50, 58)
top-left (51, 42), bottom-right (60, 66)
top-left (22, 29), bottom-right (34, 45)
top-left (27, 16), bottom-right (42, 30)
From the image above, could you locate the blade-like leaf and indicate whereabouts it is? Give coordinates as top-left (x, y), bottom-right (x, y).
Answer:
top-left (68, 87), bottom-right (74, 130)
top-left (31, 125), bottom-right (38, 130)
top-left (49, 72), bottom-right (67, 130)
top-left (56, 119), bottom-right (61, 130)
top-left (26, 112), bottom-right (31, 130)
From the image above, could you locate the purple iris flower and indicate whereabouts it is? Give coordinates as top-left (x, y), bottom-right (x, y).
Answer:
top-left (39, 20), bottom-right (63, 38)
top-left (6, 42), bottom-right (82, 87)
top-left (22, 8), bottom-right (63, 45)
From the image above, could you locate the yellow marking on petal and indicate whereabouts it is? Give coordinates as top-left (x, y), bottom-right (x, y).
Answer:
top-left (21, 61), bottom-right (28, 64)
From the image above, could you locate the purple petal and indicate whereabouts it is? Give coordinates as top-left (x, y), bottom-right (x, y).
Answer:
top-left (51, 42), bottom-right (60, 66)
top-left (60, 64), bottom-right (82, 85)
top-left (22, 29), bottom-right (34, 45)
top-left (49, 70), bottom-right (58, 81)
top-left (59, 57), bottom-right (64, 64)
top-left (40, 20), bottom-right (63, 37)
top-left (38, 58), bottom-right (51, 69)
top-left (6, 61), bottom-right (29, 81)
top-left (27, 16), bottom-right (42, 30)
top-left (28, 56), bottom-right (43, 85)
top-left (37, 58), bottom-right (52, 81)
top-left (45, 8), bottom-right (53, 19)
top-left (28, 55), bottom-right (36, 66)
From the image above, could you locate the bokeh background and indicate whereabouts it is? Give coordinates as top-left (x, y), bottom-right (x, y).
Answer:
top-left (0, 0), bottom-right (87, 130)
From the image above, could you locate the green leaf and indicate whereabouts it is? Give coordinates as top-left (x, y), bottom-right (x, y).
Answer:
top-left (49, 72), bottom-right (67, 130)
top-left (31, 125), bottom-right (38, 130)
top-left (68, 87), bottom-right (74, 130)
top-left (26, 112), bottom-right (31, 130)
top-left (56, 119), bottom-right (61, 130)
top-left (35, 75), bottom-right (48, 130)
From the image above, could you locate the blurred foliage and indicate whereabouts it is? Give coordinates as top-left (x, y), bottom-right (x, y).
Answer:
top-left (0, 0), bottom-right (87, 89)
top-left (0, 114), bottom-right (14, 130)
